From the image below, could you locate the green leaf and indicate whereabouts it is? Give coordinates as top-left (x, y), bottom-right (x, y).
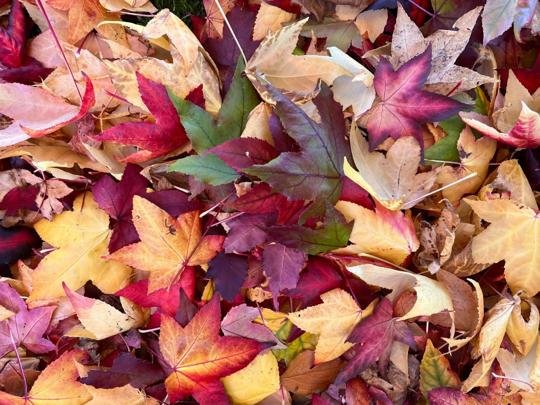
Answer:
top-left (273, 332), bottom-right (318, 365)
top-left (424, 116), bottom-right (464, 162)
top-left (169, 154), bottom-right (239, 185)
top-left (419, 339), bottom-right (461, 397)
top-left (217, 58), bottom-right (260, 139)
top-left (169, 58), bottom-right (259, 153)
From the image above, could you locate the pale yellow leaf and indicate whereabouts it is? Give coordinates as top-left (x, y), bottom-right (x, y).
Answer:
top-left (355, 9), bottom-right (387, 42)
top-left (288, 288), bottom-right (363, 363)
top-left (253, 2), bottom-right (295, 41)
top-left (222, 352), bottom-right (280, 405)
top-left (507, 299), bottom-right (540, 356)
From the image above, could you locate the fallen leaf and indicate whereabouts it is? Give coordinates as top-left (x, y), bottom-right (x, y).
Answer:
top-left (419, 339), bottom-right (460, 397)
top-left (344, 128), bottom-right (437, 210)
top-left (288, 288), bottom-right (363, 363)
top-left (253, 1), bottom-right (296, 41)
top-left (362, 47), bottom-right (466, 151)
top-left (107, 196), bottom-right (223, 293)
top-left (465, 198), bottom-right (540, 297)
top-left (29, 192), bottom-right (131, 302)
top-left (159, 296), bottom-right (266, 402)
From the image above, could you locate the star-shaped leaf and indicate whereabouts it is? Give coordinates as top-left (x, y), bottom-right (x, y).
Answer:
top-left (363, 47), bottom-right (467, 151)
top-left (159, 297), bottom-right (266, 402)
top-left (107, 196), bottom-right (223, 293)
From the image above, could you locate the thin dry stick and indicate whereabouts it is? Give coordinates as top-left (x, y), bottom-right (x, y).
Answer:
top-left (214, 0), bottom-right (247, 65)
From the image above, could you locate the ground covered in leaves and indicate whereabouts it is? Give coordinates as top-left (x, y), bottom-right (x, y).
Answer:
top-left (0, 0), bottom-right (539, 404)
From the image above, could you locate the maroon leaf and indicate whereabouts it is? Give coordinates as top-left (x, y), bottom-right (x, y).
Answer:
top-left (81, 352), bottom-right (164, 389)
top-left (0, 0), bottom-right (26, 68)
top-left (95, 73), bottom-right (188, 163)
top-left (224, 213), bottom-right (274, 253)
top-left (207, 138), bottom-right (278, 170)
top-left (335, 298), bottom-right (415, 384)
top-left (0, 282), bottom-right (55, 358)
top-left (92, 164), bottom-right (148, 252)
top-left (364, 47), bottom-right (466, 151)
top-left (207, 253), bottom-right (248, 301)
top-left (263, 243), bottom-right (307, 308)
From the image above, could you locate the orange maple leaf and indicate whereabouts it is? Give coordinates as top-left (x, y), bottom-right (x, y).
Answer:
top-left (159, 297), bottom-right (267, 402)
top-left (107, 196), bottom-right (223, 292)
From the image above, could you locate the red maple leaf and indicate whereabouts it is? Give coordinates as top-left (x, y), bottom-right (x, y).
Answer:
top-left (365, 47), bottom-right (467, 151)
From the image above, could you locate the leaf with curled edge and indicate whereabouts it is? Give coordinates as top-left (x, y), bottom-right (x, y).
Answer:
top-left (159, 296), bottom-right (267, 403)
top-left (363, 47), bottom-right (467, 151)
top-left (245, 83), bottom-right (349, 218)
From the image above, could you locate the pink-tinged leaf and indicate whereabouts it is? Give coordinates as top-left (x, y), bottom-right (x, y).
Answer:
top-left (95, 73), bottom-right (188, 163)
top-left (221, 303), bottom-right (285, 348)
top-left (116, 267), bottom-right (195, 317)
top-left (263, 243), bottom-right (307, 308)
top-left (335, 298), bottom-right (415, 384)
top-left (207, 253), bottom-right (248, 301)
top-left (365, 47), bottom-right (467, 151)
top-left (0, 282), bottom-right (55, 358)
top-left (0, 75), bottom-right (94, 146)
top-left (0, 226), bottom-right (40, 266)
top-left (81, 352), bottom-right (164, 389)
top-left (192, 381), bottom-right (231, 405)
top-left (460, 104), bottom-right (540, 148)
top-left (207, 138), bottom-right (278, 170)
top-left (0, 0), bottom-right (26, 68)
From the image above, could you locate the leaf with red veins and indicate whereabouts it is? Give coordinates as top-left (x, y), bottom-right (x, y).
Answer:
top-left (95, 73), bottom-right (188, 163)
top-left (461, 104), bottom-right (540, 148)
top-left (263, 243), bottom-right (307, 309)
top-left (159, 296), bottom-right (267, 403)
top-left (335, 298), bottom-right (416, 385)
top-left (0, 282), bottom-right (55, 358)
top-left (364, 47), bottom-right (467, 151)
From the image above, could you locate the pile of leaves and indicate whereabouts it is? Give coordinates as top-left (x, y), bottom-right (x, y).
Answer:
top-left (0, 0), bottom-right (539, 403)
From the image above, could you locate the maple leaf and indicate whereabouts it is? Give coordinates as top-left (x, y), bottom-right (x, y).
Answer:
top-left (107, 196), bottom-right (223, 293)
top-left (481, 0), bottom-right (536, 44)
top-left (92, 164), bottom-right (148, 252)
top-left (288, 288), bottom-right (364, 363)
top-left (363, 47), bottom-right (467, 151)
top-left (335, 298), bottom-right (416, 385)
top-left (29, 192), bottom-right (131, 302)
top-left (47, 0), bottom-right (107, 44)
top-left (460, 71), bottom-right (540, 148)
top-left (465, 198), bottom-right (540, 297)
top-left (207, 253), bottom-right (248, 301)
top-left (344, 130), bottom-right (437, 210)
top-left (159, 296), bottom-right (266, 402)
top-left (388, 5), bottom-right (493, 94)
top-left (0, 282), bottom-right (55, 358)
top-left (245, 83), bottom-right (349, 218)
top-left (95, 73), bottom-right (188, 163)
top-left (0, 76), bottom-right (95, 147)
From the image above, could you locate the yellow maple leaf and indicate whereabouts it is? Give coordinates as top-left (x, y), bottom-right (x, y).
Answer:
top-left (107, 196), bottom-right (223, 293)
top-left (465, 198), bottom-right (540, 297)
top-left (288, 288), bottom-right (368, 364)
top-left (29, 192), bottom-right (130, 303)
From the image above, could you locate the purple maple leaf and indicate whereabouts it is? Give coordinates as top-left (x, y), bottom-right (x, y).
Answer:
top-left (365, 47), bottom-right (467, 151)
top-left (207, 253), bottom-right (248, 301)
